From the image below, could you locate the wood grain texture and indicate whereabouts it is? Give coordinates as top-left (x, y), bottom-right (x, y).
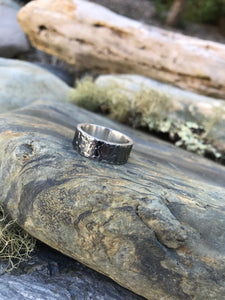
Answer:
top-left (17, 0), bottom-right (225, 99)
top-left (0, 100), bottom-right (225, 299)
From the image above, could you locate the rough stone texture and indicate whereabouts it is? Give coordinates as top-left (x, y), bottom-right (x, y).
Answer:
top-left (17, 0), bottom-right (225, 99)
top-left (0, 1), bottom-right (29, 58)
top-left (0, 100), bottom-right (225, 299)
top-left (96, 74), bottom-right (225, 152)
top-left (0, 58), bottom-right (71, 113)
top-left (0, 242), bottom-right (143, 300)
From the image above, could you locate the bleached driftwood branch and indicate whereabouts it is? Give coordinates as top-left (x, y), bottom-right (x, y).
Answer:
top-left (18, 0), bottom-right (225, 99)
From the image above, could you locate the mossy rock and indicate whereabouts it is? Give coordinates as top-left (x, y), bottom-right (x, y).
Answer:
top-left (70, 75), bottom-right (225, 160)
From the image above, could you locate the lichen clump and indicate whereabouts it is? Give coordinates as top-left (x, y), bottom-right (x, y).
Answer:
top-left (70, 77), bottom-right (171, 123)
top-left (0, 205), bottom-right (36, 272)
top-left (69, 77), bottom-right (222, 160)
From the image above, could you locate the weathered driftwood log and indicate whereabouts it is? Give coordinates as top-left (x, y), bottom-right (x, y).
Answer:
top-left (0, 100), bottom-right (225, 299)
top-left (17, 0), bottom-right (225, 99)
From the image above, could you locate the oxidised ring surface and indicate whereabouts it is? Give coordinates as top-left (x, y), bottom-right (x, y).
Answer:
top-left (73, 123), bottom-right (133, 165)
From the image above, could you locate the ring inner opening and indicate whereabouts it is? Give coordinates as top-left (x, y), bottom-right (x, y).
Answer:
top-left (81, 124), bottom-right (129, 144)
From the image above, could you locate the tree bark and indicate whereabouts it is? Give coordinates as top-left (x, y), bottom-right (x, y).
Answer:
top-left (17, 0), bottom-right (225, 99)
top-left (166, 0), bottom-right (186, 27)
top-left (0, 100), bottom-right (225, 299)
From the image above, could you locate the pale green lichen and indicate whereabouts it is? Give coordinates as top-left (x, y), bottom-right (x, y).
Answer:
top-left (0, 205), bottom-right (36, 272)
top-left (69, 77), bottom-right (222, 161)
top-left (70, 77), bottom-right (171, 123)
top-left (171, 121), bottom-right (221, 158)
top-left (69, 77), bottom-right (131, 122)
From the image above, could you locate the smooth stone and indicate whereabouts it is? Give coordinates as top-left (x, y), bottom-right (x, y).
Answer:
top-left (0, 58), bottom-right (71, 113)
top-left (0, 100), bottom-right (225, 299)
top-left (0, 2), bottom-right (30, 58)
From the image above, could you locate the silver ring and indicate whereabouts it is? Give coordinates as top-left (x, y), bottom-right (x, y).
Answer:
top-left (73, 123), bottom-right (133, 165)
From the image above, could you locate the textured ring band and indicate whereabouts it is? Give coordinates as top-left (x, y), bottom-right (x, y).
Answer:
top-left (73, 123), bottom-right (133, 165)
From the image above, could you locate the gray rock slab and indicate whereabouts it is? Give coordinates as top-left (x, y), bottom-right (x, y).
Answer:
top-left (0, 100), bottom-right (225, 299)
top-left (0, 243), bottom-right (143, 300)
top-left (0, 3), bottom-right (30, 57)
top-left (0, 58), bottom-right (71, 113)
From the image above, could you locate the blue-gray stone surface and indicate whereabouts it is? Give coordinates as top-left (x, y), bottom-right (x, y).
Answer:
top-left (0, 1), bottom-right (30, 58)
top-left (0, 58), bottom-right (71, 113)
top-left (0, 243), bottom-right (143, 300)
